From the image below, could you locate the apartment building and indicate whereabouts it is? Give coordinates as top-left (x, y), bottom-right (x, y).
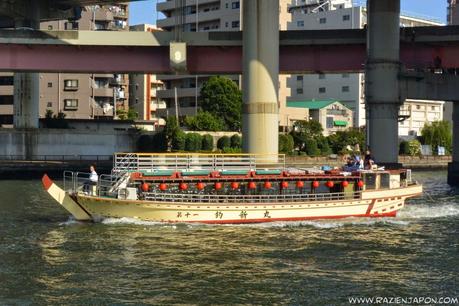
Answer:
top-left (129, 24), bottom-right (167, 125)
top-left (0, 4), bottom-right (130, 127)
top-left (399, 100), bottom-right (444, 137)
top-left (287, 0), bottom-right (445, 135)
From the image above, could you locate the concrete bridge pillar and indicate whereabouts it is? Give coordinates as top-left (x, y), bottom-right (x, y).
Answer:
top-left (365, 0), bottom-right (401, 167)
top-left (448, 102), bottom-right (459, 185)
top-left (13, 2), bottom-right (41, 129)
top-left (242, 0), bottom-right (279, 158)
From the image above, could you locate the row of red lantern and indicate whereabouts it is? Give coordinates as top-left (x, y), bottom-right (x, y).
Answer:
top-left (142, 180), bottom-right (364, 192)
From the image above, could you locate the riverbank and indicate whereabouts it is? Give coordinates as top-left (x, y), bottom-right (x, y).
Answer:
top-left (0, 155), bottom-right (450, 179)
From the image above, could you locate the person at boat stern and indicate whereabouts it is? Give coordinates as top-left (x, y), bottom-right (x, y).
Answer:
top-left (84, 165), bottom-right (98, 195)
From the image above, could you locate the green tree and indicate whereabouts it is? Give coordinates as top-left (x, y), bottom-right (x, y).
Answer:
top-left (317, 136), bottom-right (332, 156)
top-left (421, 121), bottom-right (452, 154)
top-left (278, 134), bottom-right (294, 154)
top-left (165, 116), bottom-right (180, 150)
top-left (200, 76), bottom-right (242, 131)
top-left (184, 111), bottom-right (224, 131)
top-left (217, 136), bottom-right (231, 150)
top-left (327, 128), bottom-right (365, 154)
top-left (185, 133), bottom-right (203, 152)
top-left (290, 120), bottom-right (323, 153)
top-left (201, 134), bottom-right (214, 151)
top-left (172, 130), bottom-right (186, 151)
top-left (230, 134), bottom-right (242, 149)
top-left (305, 139), bottom-right (320, 156)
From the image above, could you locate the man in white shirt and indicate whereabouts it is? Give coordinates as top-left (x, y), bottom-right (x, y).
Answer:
top-left (84, 165), bottom-right (98, 194)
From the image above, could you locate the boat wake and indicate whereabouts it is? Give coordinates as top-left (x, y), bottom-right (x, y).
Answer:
top-left (398, 202), bottom-right (459, 219)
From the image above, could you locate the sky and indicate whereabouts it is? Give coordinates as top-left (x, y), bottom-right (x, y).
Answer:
top-left (129, 0), bottom-right (448, 26)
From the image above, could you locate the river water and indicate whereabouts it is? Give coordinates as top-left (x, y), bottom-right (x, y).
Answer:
top-left (0, 171), bottom-right (458, 305)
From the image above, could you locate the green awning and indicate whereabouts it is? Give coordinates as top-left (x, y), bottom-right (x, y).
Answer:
top-left (334, 120), bottom-right (348, 126)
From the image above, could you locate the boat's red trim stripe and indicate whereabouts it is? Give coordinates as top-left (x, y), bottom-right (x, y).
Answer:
top-left (183, 211), bottom-right (398, 224)
top-left (365, 199), bottom-right (376, 216)
top-left (42, 174), bottom-right (53, 191)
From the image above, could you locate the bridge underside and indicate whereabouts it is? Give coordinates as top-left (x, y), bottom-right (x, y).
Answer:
top-left (1, 27), bottom-right (459, 74)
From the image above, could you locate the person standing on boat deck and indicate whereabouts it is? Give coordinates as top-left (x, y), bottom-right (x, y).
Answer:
top-left (84, 165), bottom-right (98, 194)
top-left (364, 150), bottom-right (375, 170)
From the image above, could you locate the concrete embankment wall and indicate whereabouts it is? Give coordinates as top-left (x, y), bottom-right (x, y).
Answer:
top-left (0, 129), bottom-right (136, 159)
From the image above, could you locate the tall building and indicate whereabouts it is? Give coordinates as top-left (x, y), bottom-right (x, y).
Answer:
top-left (129, 24), bottom-right (167, 126)
top-left (0, 4), bottom-right (130, 127)
top-left (286, 1), bottom-right (444, 136)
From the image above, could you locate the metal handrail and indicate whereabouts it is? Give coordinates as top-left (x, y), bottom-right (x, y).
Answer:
top-left (113, 153), bottom-right (286, 172)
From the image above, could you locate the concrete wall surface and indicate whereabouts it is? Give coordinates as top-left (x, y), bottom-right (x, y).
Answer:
top-left (0, 129), bottom-right (136, 159)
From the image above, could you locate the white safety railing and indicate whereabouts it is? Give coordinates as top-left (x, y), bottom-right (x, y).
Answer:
top-left (113, 153), bottom-right (286, 172)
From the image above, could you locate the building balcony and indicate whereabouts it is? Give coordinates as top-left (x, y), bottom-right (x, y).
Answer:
top-left (151, 101), bottom-right (167, 111)
top-left (157, 11), bottom-right (221, 29)
top-left (0, 105), bottom-right (13, 115)
top-left (94, 10), bottom-right (114, 21)
top-left (0, 85), bottom-right (13, 96)
top-left (93, 87), bottom-right (113, 97)
top-left (157, 0), bottom-right (220, 13)
top-left (157, 87), bottom-right (197, 99)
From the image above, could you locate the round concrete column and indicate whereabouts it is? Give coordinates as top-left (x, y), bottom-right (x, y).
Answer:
top-left (242, 0), bottom-right (279, 159)
top-left (365, 0), bottom-right (401, 166)
top-left (13, 1), bottom-right (41, 129)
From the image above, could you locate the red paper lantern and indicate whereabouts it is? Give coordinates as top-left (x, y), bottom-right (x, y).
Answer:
top-left (264, 181), bottom-right (272, 189)
top-left (196, 182), bottom-right (205, 190)
top-left (248, 182), bottom-right (257, 189)
top-left (159, 183), bottom-right (167, 191)
top-left (312, 181), bottom-right (320, 189)
top-left (281, 181), bottom-right (289, 189)
top-left (326, 181), bottom-right (334, 188)
top-left (341, 181), bottom-right (349, 188)
top-left (179, 183), bottom-right (188, 190)
top-left (231, 182), bottom-right (239, 190)
top-left (357, 180), bottom-right (365, 188)
top-left (141, 183), bottom-right (150, 192)
top-left (296, 181), bottom-right (304, 188)
top-left (214, 182), bottom-right (223, 190)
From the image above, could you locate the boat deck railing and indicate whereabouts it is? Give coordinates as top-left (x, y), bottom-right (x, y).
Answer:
top-left (142, 191), bottom-right (360, 204)
top-left (113, 153), bottom-right (286, 172)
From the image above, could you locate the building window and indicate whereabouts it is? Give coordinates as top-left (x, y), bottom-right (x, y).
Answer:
top-left (319, 18), bottom-right (326, 24)
top-left (297, 20), bottom-right (304, 27)
top-left (431, 106), bottom-right (436, 111)
top-left (296, 88), bottom-right (303, 94)
top-left (47, 102), bottom-right (53, 108)
top-left (232, 21), bottom-right (240, 28)
top-left (343, 15), bottom-right (350, 21)
top-left (342, 86), bottom-right (350, 92)
top-left (342, 73), bottom-right (350, 78)
top-left (232, 1), bottom-right (240, 9)
top-left (225, 22), bottom-right (229, 27)
top-left (225, 3), bottom-right (229, 8)
top-left (64, 99), bottom-right (78, 110)
top-left (297, 76), bottom-right (303, 81)
top-left (416, 105), bottom-right (421, 110)
top-left (318, 73), bottom-right (325, 79)
top-left (47, 82), bottom-right (53, 88)
top-left (0, 96), bottom-right (13, 105)
top-left (319, 87), bottom-right (326, 93)
top-left (326, 116), bottom-right (333, 129)
top-left (0, 76), bottom-right (13, 86)
top-left (64, 79), bottom-right (79, 90)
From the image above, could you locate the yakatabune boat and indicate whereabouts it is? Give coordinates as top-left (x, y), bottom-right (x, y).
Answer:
top-left (42, 153), bottom-right (422, 224)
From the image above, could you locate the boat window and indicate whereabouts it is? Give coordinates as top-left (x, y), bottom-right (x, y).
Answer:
top-left (363, 173), bottom-right (376, 190)
top-left (380, 173), bottom-right (390, 189)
